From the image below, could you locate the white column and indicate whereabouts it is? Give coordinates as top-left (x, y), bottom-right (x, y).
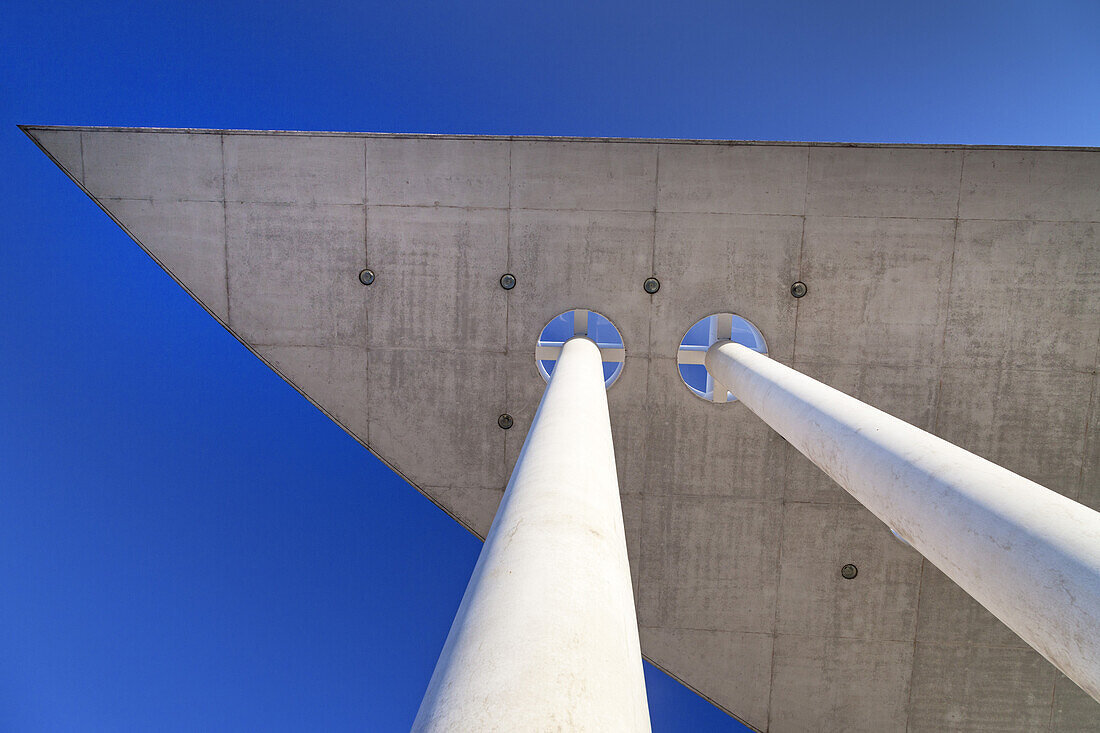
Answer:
top-left (705, 340), bottom-right (1100, 702)
top-left (412, 337), bottom-right (651, 732)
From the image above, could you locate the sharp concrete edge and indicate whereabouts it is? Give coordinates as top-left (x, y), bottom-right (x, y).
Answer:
top-left (19, 123), bottom-right (1100, 152)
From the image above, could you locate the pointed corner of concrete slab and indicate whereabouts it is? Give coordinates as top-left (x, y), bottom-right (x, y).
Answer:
top-left (22, 125), bottom-right (235, 325)
top-left (22, 124), bottom-right (86, 185)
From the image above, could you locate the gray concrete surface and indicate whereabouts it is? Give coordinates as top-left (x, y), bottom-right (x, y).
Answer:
top-left (23, 126), bottom-right (1100, 732)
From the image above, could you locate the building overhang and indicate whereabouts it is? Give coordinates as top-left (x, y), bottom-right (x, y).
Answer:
top-left (24, 126), bottom-right (1100, 731)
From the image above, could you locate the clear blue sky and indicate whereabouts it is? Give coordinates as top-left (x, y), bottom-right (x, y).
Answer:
top-left (2, 2), bottom-right (1097, 730)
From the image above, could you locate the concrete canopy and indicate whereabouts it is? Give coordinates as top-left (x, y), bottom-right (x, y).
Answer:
top-left (23, 126), bottom-right (1100, 732)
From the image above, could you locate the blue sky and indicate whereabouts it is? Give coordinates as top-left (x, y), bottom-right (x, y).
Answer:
top-left (2, 2), bottom-right (1098, 730)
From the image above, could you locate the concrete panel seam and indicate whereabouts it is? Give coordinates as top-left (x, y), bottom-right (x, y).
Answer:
top-left (228, 200), bottom-right (367, 208)
top-left (96, 196), bottom-right (222, 204)
top-left (645, 145), bottom-right (659, 399)
top-left (764, 497), bottom-right (788, 731)
top-left (790, 216), bottom-right (807, 362)
top-left (955, 151), bottom-right (966, 221)
top-left (904, 558), bottom-right (928, 733)
top-left (639, 626), bottom-right (775, 636)
top-left (361, 137), bottom-right (368, 207)
top-left (1076, 371), bottom-right (1098, 503)
top-left (362, 141), bottom-right (370, 444)
top-left (293, 344), bottom-right (505, 355)
top-left (83, 198), bottom-right (1100, 225)
top-left (789, 147), bottom-right (810, 368)
top-left (930, 187), bottom-right (961, 436)
top-left (770, 133), bottom-right (805, 725)
top-left (770, 632), bottom-right (1052, 650)
top-left (220, 135), bottom-right (231, 326)
top-left (637, 493), bottom-right (783, 504)
top-left (503, 139), bottom-right (512, 472)
top-left (795, 360), bottom-right (1095, 375)
top-left (1047, 671), bottom-right (1058, 730)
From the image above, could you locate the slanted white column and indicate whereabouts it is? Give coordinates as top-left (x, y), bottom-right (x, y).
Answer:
top-left (412, 337), bottom-right (651, 732)
top-left (705, 340), bottom-right (1100, 702)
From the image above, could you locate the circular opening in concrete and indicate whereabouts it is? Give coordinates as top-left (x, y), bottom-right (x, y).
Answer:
top-left (536, 309), bottom-right (625, 388)
top-left (676, 313), bottom-right (767, 403)
top-left (841, 563), bottom-right (858, 580)
top-left (358, 268), bottom-right (375, 286)
top-left (500, 273), bottom-right (516, 290)
top-left (643, 277), bottom-right (660, 294)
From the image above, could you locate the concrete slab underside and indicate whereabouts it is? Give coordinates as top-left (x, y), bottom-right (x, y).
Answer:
top-left (24, 126), bottom-right (1100, 732)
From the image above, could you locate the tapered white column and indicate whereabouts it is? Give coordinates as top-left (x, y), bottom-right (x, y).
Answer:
top-left (705, 340), bottom-right (1100, 701)
top-left (412, 337), bottom-right (651, 732)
